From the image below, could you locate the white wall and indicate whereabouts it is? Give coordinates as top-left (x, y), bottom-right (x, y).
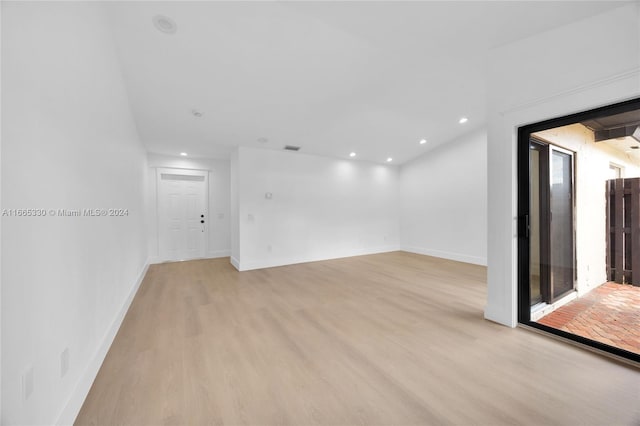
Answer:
top-left (534, 124), bottom-right (640, 297)
top-left (230, 150), bottom-right (240, 268)
top-left (146, 153), bottom-right (231, 261)
top-left (0, 2), bottom-right (4, 417)
top-left (486, 3), bottom-right (640, 327)
top-left (400, 130), bottom-right (487, 265)
top-left (1, 3), bottom-right (148, 425)
top-left (233, 147), bottom-right (400, 271)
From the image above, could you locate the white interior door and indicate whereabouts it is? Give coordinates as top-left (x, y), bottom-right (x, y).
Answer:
top-left (157, 168), bottom-right (208, 261)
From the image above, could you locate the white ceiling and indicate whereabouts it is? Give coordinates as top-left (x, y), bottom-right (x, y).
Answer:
top-left (107, 1), bottom-right (631, 164)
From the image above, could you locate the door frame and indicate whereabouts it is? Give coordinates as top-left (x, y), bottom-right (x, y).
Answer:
top-left (517, 97), bottom-right (640, 363)
top-left (529, 140), bottom-right (551, 305)
top-left (156, 167), bottom-right (209, 262)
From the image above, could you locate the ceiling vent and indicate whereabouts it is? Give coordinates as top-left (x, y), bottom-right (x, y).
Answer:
top-left (284, 145), bottom-right (301, 151)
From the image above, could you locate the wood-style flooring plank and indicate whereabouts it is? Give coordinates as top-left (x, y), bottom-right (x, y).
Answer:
top-left (76, 252), bottom-right (640, 426)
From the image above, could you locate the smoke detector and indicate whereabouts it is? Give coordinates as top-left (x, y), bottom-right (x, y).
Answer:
top-left (152, 15), bottom-right (177, 34)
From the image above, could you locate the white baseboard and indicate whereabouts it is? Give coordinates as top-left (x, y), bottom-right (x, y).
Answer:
top-left (230, 256), bottom-right (240, 271)
top-left (484, 305), bottom-right (516, 328)
top-left (55, 261), bottom-right (149, 426)
top-left (236, 245), bottom-right (400, 272)
top-left (149, 250), bottom-right (231, 265)
top-left (207, 249), bottom-right (230, 259)
top-left (401, 246), bottom-right (487, 266)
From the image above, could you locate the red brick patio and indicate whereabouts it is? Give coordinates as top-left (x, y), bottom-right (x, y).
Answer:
top-left (537, 282), bottom-right (640, 354)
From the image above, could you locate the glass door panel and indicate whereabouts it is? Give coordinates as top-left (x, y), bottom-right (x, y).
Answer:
top-left (529, 140), bottom-right (574, 309)
top-left (549, 149), bottom-right (575, 300)
top-left (530, 145), bottom-right (543, 305)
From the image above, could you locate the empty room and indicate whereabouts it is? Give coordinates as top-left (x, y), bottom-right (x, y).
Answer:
top-left (1, 1), bottom-right (639, 425)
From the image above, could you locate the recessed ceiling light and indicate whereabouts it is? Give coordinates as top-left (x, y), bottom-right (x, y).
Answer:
top-left (349, 152), bottom-right (356, 157)
top-left (191, 109), bottom-right (203, 118)
top-left (180, 152), bottom-right (188, 156)
top-left (386, 157), bottom-right (393, 162)
top-left (152, 15), bottom-right (177, 34)
top-left (459, 117), bottom-right (468, 124)
top-left (420, 139), bottom-right (427, 145)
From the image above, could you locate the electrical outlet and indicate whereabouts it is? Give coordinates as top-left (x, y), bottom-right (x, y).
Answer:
top-left (61, 347), bottom-right (70, 378)
top-left (22, 366), bottom-right (34, 400)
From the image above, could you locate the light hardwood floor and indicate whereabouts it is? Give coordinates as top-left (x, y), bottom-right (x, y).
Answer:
top-left (76, 252), bottom-right (640, 425)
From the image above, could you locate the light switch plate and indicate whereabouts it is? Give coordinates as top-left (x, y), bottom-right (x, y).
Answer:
top-left (61, 347), bottom-right (70, 378)
top-left (23, 366), bottom-right (34, 400)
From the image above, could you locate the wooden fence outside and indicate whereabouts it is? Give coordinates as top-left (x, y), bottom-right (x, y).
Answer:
top-left (606, 177), bottom-right (640, 286)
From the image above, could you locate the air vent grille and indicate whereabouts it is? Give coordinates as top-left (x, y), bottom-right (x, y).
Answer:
top-left (284, 145), bottom-right (301, 151)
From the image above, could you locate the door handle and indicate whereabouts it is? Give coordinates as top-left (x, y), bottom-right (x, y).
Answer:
top-left (200, 220), bottom-right (205, 223)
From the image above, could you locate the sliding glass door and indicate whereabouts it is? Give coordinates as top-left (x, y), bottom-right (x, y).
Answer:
top-left (518, 97), bottom-right (640, 363)
top-left (528, 139), bottom-right (575, 307)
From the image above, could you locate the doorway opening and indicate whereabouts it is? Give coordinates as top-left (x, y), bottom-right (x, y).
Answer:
top-left (518, 98), bottom-right (640, 363)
